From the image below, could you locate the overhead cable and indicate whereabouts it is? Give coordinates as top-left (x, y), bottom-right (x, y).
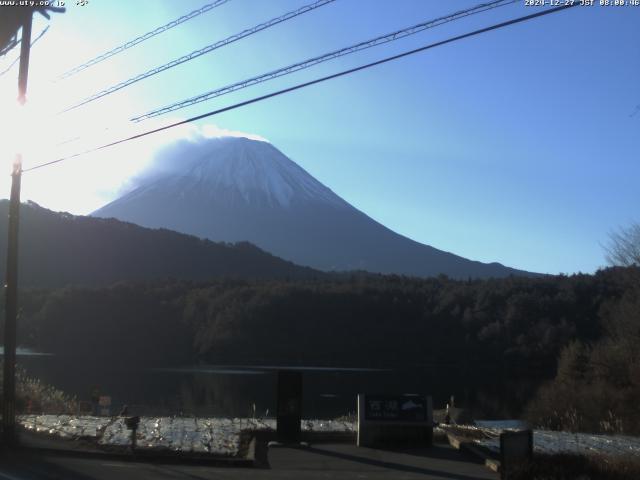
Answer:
top-left (24, 3), bottom-right (577, 173)
top-left (132, 0), bottom-right (518, 122)
top-left (0, 26), bottom-right (49, 78)
top-left (57, 0), bottom-right (511, 145)
top-left (60, 0), bottom-right (335, 113)
top-left (58, 0), bottom-right (232, 80)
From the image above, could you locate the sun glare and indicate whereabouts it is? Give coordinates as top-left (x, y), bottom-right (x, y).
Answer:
top-left (0, 98), bottom-right (57, 171)
top-left (0, 98), bottom-right (28, 173)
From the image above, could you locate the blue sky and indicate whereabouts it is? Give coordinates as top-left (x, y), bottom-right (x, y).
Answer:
top-left (0, 0), bottom-right (638, 275)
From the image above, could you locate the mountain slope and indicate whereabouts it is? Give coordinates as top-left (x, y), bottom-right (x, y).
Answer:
top-left (93, 137), bottom-right (532, 279)
top-left (0, 201), bottom-right (321, 287)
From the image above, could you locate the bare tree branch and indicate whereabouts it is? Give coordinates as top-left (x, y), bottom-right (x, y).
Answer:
top-left (605, 223), bottom-right (640, 267)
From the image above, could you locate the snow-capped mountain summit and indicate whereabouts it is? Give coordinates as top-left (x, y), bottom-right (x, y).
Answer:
top-left (93, 136), bottom-right (530, 278)
top-left (164, 137), bottom-right (346, 209)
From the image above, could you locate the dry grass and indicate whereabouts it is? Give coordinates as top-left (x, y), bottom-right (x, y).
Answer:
top-left (0, 363), bottom-right (77, 414)
top-left (509, 453), bottom-right (640, 480)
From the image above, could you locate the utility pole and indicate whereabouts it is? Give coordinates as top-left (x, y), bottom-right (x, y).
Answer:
top-left (2, 7), bottom-right (32, 446)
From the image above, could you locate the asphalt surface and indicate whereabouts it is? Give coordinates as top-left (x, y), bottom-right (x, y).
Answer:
top-left (0, 443), bottom-right (497, 480)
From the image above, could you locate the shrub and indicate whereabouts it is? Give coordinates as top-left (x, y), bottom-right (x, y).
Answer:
top-left (0, 363), bottom-right (77, 414)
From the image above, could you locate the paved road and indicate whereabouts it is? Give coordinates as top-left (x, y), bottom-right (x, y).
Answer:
top-left (0, 443), bottom-right (497, 480)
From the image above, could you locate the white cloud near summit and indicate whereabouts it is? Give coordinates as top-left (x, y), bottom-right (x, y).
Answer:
top-left (18, 122), bottom-right (268, 215)
top-left (200, 124), bottom-right (268, 143)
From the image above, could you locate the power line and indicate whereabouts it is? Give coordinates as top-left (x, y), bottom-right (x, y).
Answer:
top-left (0, 50), bottom-right (21, 77)
top-left (132, 0), bottom-right (517, 123)
top-left (0, 38), bottom-right (19, 58)
top-left (0, 26), bottom-right (49, 78)
top-left (57, 0), bottom-right (513, 144)
top-left (58, 0), bottom-right (231, 80)
top-left (24, 3), bottom-right (577, 174)
top-left (60, 0), bottom-right (335, 113)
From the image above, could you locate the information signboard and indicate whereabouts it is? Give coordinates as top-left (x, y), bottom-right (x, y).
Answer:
top-left (357, 393), bottom-right (433, 447)
top-left (364, 395), bottom-right (428, 422)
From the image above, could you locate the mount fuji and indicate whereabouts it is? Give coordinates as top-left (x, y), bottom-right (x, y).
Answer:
top-left (92, 136), bottom-right (530, 278)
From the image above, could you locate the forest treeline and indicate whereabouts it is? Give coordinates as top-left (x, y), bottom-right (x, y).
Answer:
top-left (0, 201), bottom-right (321, 287)
top-left (7, 266), bottom-right (635, 370)
top-left (5, 266), bottom-right (639, 432)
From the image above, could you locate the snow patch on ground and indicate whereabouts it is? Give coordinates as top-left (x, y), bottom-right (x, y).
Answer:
top-left (19, 415), bottom-right (356, 456)
top-left (444, 424), bottom-right (640, 458)
top-left (474, 420), bottom-right (527, 430)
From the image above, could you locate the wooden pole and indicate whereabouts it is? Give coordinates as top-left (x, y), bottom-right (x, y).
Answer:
top-left (2, 8), bottom-right (31, 446)
top-left (2, 159), bottom-right (22, 445)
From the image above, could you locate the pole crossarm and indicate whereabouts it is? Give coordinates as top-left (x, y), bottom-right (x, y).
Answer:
top-left (0, 3), bottom-right (63, 55)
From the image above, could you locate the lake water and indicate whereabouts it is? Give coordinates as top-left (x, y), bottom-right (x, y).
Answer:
top-left (17, 354), bottom-right (538, 419)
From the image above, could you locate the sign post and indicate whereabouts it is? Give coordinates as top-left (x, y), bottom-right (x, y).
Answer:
top-left (276, 370), bottom-right (302, 444)
top-left (124, 416), bottom-right (140, 452)
top-left (98, 396), bottom-right (112, 416)
top-left (500, 429), bottom-right (533, 480)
